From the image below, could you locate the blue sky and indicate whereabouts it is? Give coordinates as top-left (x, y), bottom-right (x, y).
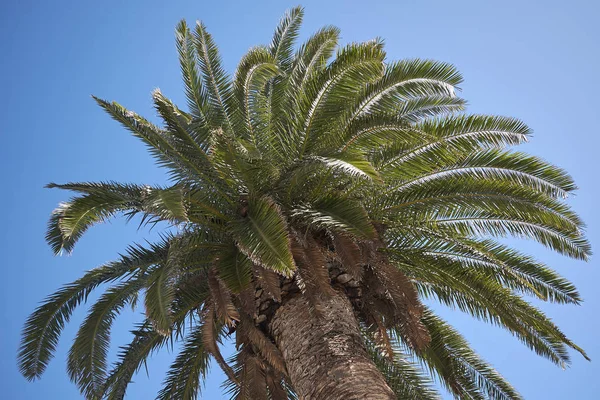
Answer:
top-left (1, 0), bottom-right (599, 398)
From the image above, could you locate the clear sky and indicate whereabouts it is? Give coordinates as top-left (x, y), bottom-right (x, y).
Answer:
top-left (1, 0), bottom-right (598, 398)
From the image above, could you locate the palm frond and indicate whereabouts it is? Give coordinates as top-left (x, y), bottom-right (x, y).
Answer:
top-left (215, 243), bottom-right (253, 293)
top-left (409, 309), bottom-right (523, 400)
top-left (334, 59), bottom-right (463, 150)
top-left (175, 20), bottom-right (208, 121)
top-left (201, 304), bottom-right (238, 385)
top-left (265, 369), bottom-right (288, 400)
top-left (144, 263), bottom-right (177, 335)
top-left (392, 253), bottom-right (588, 366)
top-left (389, 237), bottom-right (581, 304)
top-left (238, 314), bottom-right (287, 376)
top-left (234, 348), bottom-right (269, 400)
top-left (270, 6), bottom-right (304, 70)
top-left (276, 26), bottom-right (340, 155)
top-left (67, 276), bottom-right (145, 398)
top-left (288, 26), bottom-right (340, 98)
top-left (233, 46), bottom-right (280, 141)
top-left (387, 149), bottom-right (577, 199)
top-left (297, 40), bottom-right (386, 156)
top-left (102, 323), bottom-right (168, 400)
top-left (207, 268), bottom-right (240, 326)
top-left (331, 233), bottom-right (364, 280)
top-left (156, 323), bottom-right (211, 400)
top-left (152, 89), bottom-right (214, 159)
top-left (193, 21), bottom-right (235, 131)
top-left (93, 97), bottom-right (233, 200)
top-left (254, 266), bottom-right (282, 302)
top-left (364, 263), bottom-right (430, 351)
top-left (231, 195), bottom-right (296, 276)
top-left (291, 236), bottom-right (333, 306)
top-left (18, 241), bottom-right (168, 381)
top-left (291, 194), bottom-right (376, 239)
top-left (363, 327), bottom-right (439, 400)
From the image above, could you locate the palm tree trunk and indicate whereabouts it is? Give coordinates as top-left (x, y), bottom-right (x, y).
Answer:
top-left (269, 289), bottom-right (395, 400)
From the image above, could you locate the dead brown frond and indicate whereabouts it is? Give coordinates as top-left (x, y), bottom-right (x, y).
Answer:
top-left (367, 313), bottom-right (394, 360)
top-left (233, 347), bottom-right (268, 400)
top-left (362, 263), bottom-right (431, 351)
top-left (378, 263), bottom-right (430, 350)
top-left (294, 237), bottom-right (333, 295)
top-left (332, 233), bottom-right (365, 280)
top-left (254, 266), bottom-right (282, 302)
top-left (239, 353), bottom-right (268, 400)
top-left (290, 235), bottom-right (334, 317)
top-left (201, 303), bottom-right (239, 385)
top-left (237, 286), bottom-right (257, 318)
top-left (208, 268), bottom-right (240, 326)
top-left (265, 369), bottom-right (288, 400)
top-left (238, 314), bottom-right (288, 376)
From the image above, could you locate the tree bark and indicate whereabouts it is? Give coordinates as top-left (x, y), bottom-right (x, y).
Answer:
top-left (269, 289), bottom-right (395, 400)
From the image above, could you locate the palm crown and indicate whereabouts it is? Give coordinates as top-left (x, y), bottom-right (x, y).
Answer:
top-left (19, 6), bottom-right (590, 400)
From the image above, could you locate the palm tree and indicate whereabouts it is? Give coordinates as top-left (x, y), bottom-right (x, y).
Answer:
top-left (18, 6), bottom-right (590, 400)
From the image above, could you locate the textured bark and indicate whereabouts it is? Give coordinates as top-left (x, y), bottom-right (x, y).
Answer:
top-left (269, 289), bottom-right (395, 400)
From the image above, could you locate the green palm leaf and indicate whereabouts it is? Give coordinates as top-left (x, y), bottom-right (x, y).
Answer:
top-left (363, 328), bottom-right (439, 400)
top-left (270, 6), bottom-right (304, 70)
top-left (214, 244), bottom-right (253, 293)
top-left (297, 40), bottom-right (386, 156)
top-left (336, 59), bottom-right (463, 146)
top-left (45, 182), bottom-right (192, 254)
top-left (279, 26), bottom-right (340, 149)
top-left (392, 253), bottom-right (587, 365)
top-left (144, 263), bottom-right (177, 335)
top-left (291, 194), bottom-right (377, 239)
top-left (231, 195), bottom-right (295, 276)
top-left (411, 310), bottom-right (523, 400)
top-left (102, 323), bottom-right (167, 400)
top-left (67, 277), bottom-right (145, 398)
top-left (193, 21), bottom-right (235, 131)
top-left (156, 324), bottom-right (211, 400)
top-left (175, 20), bottom-right (208, 122)
top-left (233, 46), bottom-right (280, 141)
top-left (387, 149), bottom-right (577, 198)
top-left (18, 241), bottom-right (168, 380)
